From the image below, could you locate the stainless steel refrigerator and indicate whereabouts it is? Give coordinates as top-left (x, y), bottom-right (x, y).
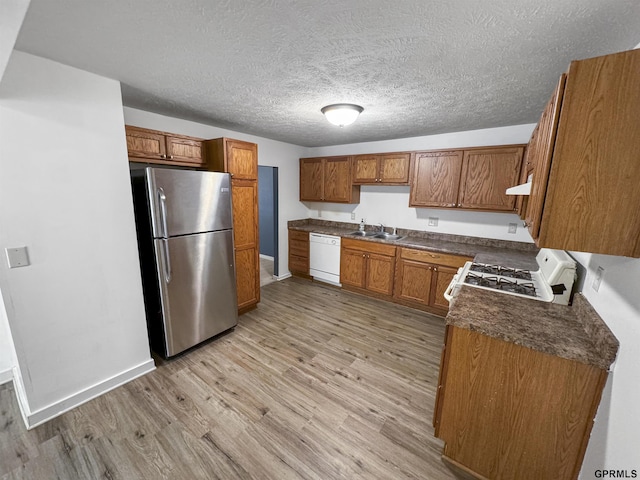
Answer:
top-left (131, 167), bottom-right (238, 358)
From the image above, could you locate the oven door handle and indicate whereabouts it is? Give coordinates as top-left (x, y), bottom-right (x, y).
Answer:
top-left (443, 272), bottom-right (460, 303)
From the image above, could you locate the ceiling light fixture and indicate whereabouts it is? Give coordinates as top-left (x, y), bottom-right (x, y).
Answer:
top-left (321, 103), bottom-right (364, 127)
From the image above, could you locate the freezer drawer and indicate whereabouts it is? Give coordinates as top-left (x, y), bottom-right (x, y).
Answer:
top-left (153, 229), bottom-right (238, 357)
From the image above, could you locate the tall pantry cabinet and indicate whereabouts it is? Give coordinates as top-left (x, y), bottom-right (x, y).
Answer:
top-left (205, 138), bottom-right (260, 313)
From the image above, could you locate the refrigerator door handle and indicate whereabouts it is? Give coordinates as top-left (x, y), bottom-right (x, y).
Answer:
top-left (162, 238), bottom-right (172, 283)
top-left (157, 187), bottom-right (169, 239)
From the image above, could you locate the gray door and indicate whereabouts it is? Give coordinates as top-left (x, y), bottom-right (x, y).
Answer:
top-left (154, 229), bottom-right (238, 356)
top-left (146, 167), bottom-right (233, 237)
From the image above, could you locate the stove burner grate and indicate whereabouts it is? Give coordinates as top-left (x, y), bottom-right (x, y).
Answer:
top-left (470, 263), bottom-right (532, 281)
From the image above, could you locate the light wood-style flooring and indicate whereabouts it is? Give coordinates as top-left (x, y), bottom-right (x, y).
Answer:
top-left (0, 277), bottom-right (456, 480)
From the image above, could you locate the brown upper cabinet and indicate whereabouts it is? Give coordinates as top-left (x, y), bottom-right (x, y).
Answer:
top-left (204, 138), bottom-right (260, 313)
top-left (525, 48), bottom-right (640, 257)
top-left (299, 157), bottom-right (360, 203)
top-left (409, 145), bottom-right (524, 212)
top-left (352, 152), bottom-right (411, 185)
top-left (125, 125), bottom-right (204, 166)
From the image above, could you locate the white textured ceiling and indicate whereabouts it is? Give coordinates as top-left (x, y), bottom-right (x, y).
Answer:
top-left (13, 0), bottom-right (640, 147)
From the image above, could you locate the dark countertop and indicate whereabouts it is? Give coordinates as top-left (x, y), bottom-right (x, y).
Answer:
top-left (446, 286), bottom-right (618, 370)
top-left (288, 218), bottom-right (539, 269)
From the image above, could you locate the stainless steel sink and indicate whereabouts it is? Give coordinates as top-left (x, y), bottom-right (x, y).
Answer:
top-left (373, 233), bottom-right (404, 240)
top-left (349, 231), bottom-right (376, 237)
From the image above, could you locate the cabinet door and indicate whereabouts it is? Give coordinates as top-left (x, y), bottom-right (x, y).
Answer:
top-left (231, 180), bottom-right (260, 310)
top-left (431, 265), bottom-right (458, 311)
top-left (166, 136), bottom-right (204, 165)
top-left (393, 258), bottom-right (434, 307)
top-left (409, 151), bottom-right (463, 207)
top-left (379, 153), bottom-right (410, 184)
top-left (365, 253), bottom-right (395, 297)
top-left (353, 155), bottom-right (379, 184)
top-left (323, 157), bottom-right (353, 202)
top-left (525, 74), bottom-right (566, 239)
top-left (458, 147), bottom-right (523, 211)
top-left (235, 247), bottom-right (259, 310)
top-left (288, 229), bottom-right (309, 275)
top-left (340, 248), bottom-right (366, 289)
top-left (299, 158), bottom-right (324, 201)
top-left (226, 140), bottom-right (258, 180)
top-left (125, 126), bottom-right (167, 160)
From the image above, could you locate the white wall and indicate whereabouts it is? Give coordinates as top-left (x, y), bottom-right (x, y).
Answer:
top-left (123, 108), bottom-right (309, 279)
top-left (0, 52), bottom-right (154, 427)
top-left (0, 0), bottom-right (30, 81)
top-left (573, 253), bottom-right (640, 478)
top-left (304, 124), bottom-right (536, 242)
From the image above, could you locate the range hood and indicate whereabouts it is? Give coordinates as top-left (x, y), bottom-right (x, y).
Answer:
top-left (506, 174), bottom-right (532, 195)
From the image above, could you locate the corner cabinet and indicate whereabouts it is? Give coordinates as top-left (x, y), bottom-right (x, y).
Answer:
top-left (434, 325), bottom-right (608, 480)
top-left (409, 145), bottom-right (524, 212)
top-left (393, 248), bottom-right (472, 315)
top-left (300, 157), bottom-right (360, 203)
top-left (352, 152), bottom-right (411, 185)
top-left (125, 125), bottom-right (205, 167)
top-left (340, 238), bottom-right (396, 298)
top-left (205, 138), bottom-right (260, 313)
top-left (523, 48), bottom-right (640, 257)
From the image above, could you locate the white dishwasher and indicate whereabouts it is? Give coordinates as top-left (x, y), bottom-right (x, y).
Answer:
top-left (309, 233), bottom-right (341, 286)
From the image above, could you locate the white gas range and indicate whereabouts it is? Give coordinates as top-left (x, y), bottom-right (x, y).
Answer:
top-left (444, 248), bottom-right (577, 305)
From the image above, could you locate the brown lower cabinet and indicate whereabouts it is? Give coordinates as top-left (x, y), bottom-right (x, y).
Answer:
top-left (340, 238), bottom-right (396, 297)
top-left (393, 248), bottom-right (471, 315)
top-left (434, 325), bottom-right (608, 480)
top-left (288, 229), bottom-right (309, 277)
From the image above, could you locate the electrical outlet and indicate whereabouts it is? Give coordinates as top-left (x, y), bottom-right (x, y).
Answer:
top-left (508, 223), bottom-right (517, 234)
top-left (351, 212), bottom-right (356, 220)
top-left (592, 266), bottom-right (604, 292)
top-left (428, 217), bottom-right (439, 227)
top-left (317, 209), bottom-right (322, 218)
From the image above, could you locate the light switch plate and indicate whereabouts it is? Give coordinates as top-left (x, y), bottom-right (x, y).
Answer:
top-left (428, 217), bottom-right (439, 227)
top-left (6, 246), bottom-right (30, 268)
top-left (592, 266), bottom-right (604, 292)
top-left (508, 223), bottom-right (518, 234)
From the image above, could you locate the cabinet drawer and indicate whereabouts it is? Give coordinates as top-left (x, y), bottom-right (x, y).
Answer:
top-left (289, 230), bottom-right (310, 241)
top-left (290, 243), bottom-right (309, 258)
top-left (289, 255), bottom-right (309, 272)
top-left (342, 238), bottom-right (397, 256)
top-left (400, 248), bottom-right (471, 268)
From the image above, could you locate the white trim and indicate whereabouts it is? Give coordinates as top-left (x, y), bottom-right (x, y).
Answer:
top-left (275, 272), bottom-right (292, 281)
top-left (259, 254), bottom-right (274, 261)
top-left (12, 366), bottom-right (30, 428)
top-left (21, 359), bottom-right (155, 429)
top-left (0, 368), bottom-right (12, 385)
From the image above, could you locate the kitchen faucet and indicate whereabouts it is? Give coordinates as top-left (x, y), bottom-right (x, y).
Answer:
top-left (379, 223), bottom-right (385, 233)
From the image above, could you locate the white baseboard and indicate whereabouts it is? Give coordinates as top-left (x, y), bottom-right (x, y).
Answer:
top-left (0, 368), bottom-right (13, 385)
top-left (275, 272), bottom-right (292, 281)
top-left (259, 254), bottom-right (274, 261)
top-left (18, 358), bottom-right (155, 429)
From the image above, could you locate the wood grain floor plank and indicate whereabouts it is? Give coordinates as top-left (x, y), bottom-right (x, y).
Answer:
top-left (0, 277), bottom-right (456, 480)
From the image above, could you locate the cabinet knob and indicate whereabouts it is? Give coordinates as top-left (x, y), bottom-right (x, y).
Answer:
top-left (160, 154), bottom-right (167, 159)
top-left (168, 155), bottom-right (174, 159)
